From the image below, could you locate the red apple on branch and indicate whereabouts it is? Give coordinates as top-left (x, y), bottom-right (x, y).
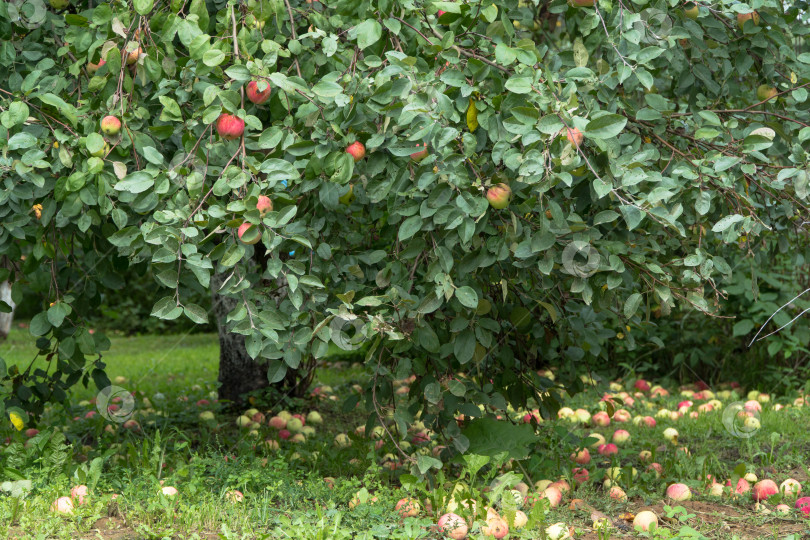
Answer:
top-left (246, 80), bottom-right (272, 104)
top-left (216, 113), bottom-right (245, 140)
top-left (346, 141), bottom-right (366, 162)
top-left (238, 222), bottom-right (260, 245)
top-left (101, 116), bottom-right (121, 136)
top-left (410, 143), bottom-right (429, 162)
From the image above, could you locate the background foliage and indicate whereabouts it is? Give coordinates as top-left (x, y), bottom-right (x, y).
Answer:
top-left (2, 0), bottom-right (810, 464)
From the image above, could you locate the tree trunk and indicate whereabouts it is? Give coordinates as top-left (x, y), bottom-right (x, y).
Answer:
top-left (0, 281), bottom-right (14, 339)
top-left (211, 271), bottom-right (269, 407)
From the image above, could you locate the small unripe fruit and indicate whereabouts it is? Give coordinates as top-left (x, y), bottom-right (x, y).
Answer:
top-left (737, 11), bottom-right (759, 30)
top-left (246, 80), bottom-right (272, 104)
top-left (339, 184), bottom-right (354, 205)
top-left (756, 84), bottom-right (778, 102)
top-left (49, 0), bottom-right (70, 9)
top-left (101, 116), bottom-right (121, 136)
top-left (486, 183), bottom-right (512, 209)
top-left (683, 2), bottom-right (699, 19)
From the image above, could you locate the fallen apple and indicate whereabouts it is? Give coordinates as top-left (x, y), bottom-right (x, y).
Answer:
top-left (633, 510), bottom-right (658, 532)
top-left (666, 483), bottom-right (691, 501)
top-left (753, 479), bottom-right (778, 502)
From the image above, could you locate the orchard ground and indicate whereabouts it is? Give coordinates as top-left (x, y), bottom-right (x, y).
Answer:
top-left (1, 326), bottom-right (810, 539)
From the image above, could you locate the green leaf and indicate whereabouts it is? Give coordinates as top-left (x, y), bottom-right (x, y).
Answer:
top-left (202, 49), bottom-right (226, 67)
top-left (29, 312), bottom-right (51, 337)
top-left (623, 293), bottom-right (642, 319)
top-left (158, 96), bottom-right (183, 122)
top-left (225, 65), bottom-right (251, 81)
top-left (416, 455), bottom-right (442, 475)
top-left (151, 297), bottom-right (183, 320)
top-left (133, 0), bottom-right (154, 15)
top-left (220, 243), bottom-right (246, 267)
top-left (8, 133), bottom-right (36, 150)
top-left (504, 76), bottom-right (532, 94)
top-left (585, 114), bottom-right (627, 139)
top-left (455, 286), bottom-right (479, 309)
top-left (312, 80), bottom-right (343, 98)
top-left (189, 0), bottom-right (209, 31)
top-left (37, 93), bottom-right (78, 126)
top-left (398, 216), bottom-right (422, 241)
top-left (184, 303), bottom-right (208, 324)
top-left (712, 214), bottom-right (743, 233)
top-left (353, 20), bottom-right (382, 49)
top-left (114, 171), bottom-right (154, 194)
top-left (47, 303), bottom-right (68, 327)
top-left (733, 319), bottom-right (754, 337)
top-left (267, 360), bottom-right (287, 383)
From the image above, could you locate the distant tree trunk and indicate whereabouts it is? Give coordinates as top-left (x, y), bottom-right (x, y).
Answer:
top-left (0, 280), bottom-right (14, 339)
top-left (211, 271), bottom-right (269, 407)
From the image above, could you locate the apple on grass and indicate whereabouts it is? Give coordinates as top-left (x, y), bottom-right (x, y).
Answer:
top-left (225, 490), bottom-right (244, 503)
top-left (780, 479), bottom-right (802, 499)
top-left (633, 510), bottom-right (658, 531)
top-left (437, 513), bottom-right (468, 539)
top-left (395, 497), bottom-right (420, 517)
top-left (666, 483), bottom-right (691, 501)
top-left (796, 496), bottom-right (810, 515)
top-left (753, 479), bottom-right (778, 502)
top-left (70, 485), bottom-right (88, 505)
top-left (51, 496), bottom-right (74, 515)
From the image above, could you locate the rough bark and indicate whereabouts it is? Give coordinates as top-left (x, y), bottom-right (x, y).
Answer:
top-left (0, 280), bottom-right (14, 339)
top-left (211, 271), bottom-right (269, 407)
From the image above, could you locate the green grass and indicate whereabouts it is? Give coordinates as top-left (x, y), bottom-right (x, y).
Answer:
top-left (2, 326), bottom-right (219, 399)
top-left (3, 327), bottom-right (810, 538)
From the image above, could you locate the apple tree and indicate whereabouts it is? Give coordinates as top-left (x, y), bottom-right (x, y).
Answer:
top-left (1, 0), bottom-right (810, 460)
